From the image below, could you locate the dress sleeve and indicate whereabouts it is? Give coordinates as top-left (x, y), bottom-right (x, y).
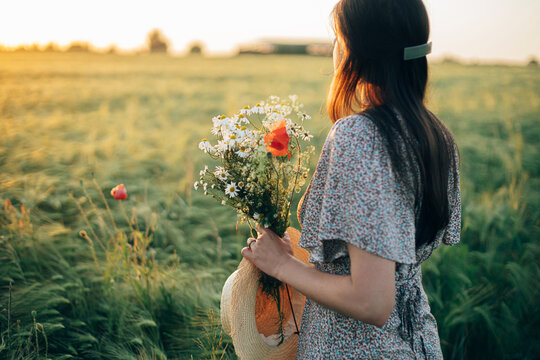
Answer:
top-left (298, 115), bottom-right (417, 264)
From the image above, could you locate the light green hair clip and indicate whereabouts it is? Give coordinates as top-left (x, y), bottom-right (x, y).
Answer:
top-left (404, 42), bottom-right (432, 61)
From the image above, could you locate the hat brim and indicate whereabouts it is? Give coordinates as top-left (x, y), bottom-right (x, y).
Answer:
top-left (220, 227), bottom-right (311, 360)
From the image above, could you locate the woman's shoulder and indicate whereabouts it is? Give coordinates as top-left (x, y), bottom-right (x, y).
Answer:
top-left (325, 113), bottom-right (389, 163)
top-left (330, 113), bottom-right (378, 137)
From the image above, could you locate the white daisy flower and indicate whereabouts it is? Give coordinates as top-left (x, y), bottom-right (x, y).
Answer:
top-left (200, 165), bottom-right (209, 176)
top-left (266, 111), bottom-right (284, 122)
top-left (300, 112), bottom-right (311, 122)
top-left (239, 106), bottom-right (252, 115)
top-left (300, 131), bottom-right (313, 141)
top-left (235, 113), bottom-right (250, 124)
top-left (225, 133), bottom-right (241, 146)
top-left (218, 172), bottom-right (228, 181)
top-left (214, 167), bottom-right (230, 181)
top-left (217, 140), bottom-right (232, 152)
top-left (232, 123), bottom-right (251, 137)
top-left (211, 115), bottom-right (230, 136)
top-left (212, 115), bottom-right (229, 128)
top-left (280, 105), bottom-right (292, 116)
top-left (242, 137), bottom-right (259, 149)
top-left (287, 124), bottom-right (299, 136)
top-left (251, 103), bottom-right (265, 114)
top-left (236, 146), bottom-right (250, 158)
top-left (193, 181), bottom-right (199, 190)
top-left (237, 181), bottom-right (245, 188)
top-left (198, 138), bottom-right (212, 152)
top-left (224, 118), bottom-right (240, 132)
top-left (231, 122), bottom-right (247, 134)
top-left (253, 213), bottom-right (261, 221)
top-left (224, 182), bottom-right (239, 198)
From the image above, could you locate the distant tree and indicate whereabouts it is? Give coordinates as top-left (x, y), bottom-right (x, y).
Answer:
top-left (14, 45), bottom-right (26, 52)
top-left (146, 29), bottom-right (169, 53)
top-left (105, 45), bottom-right (118, 54)
top-left (187, 41), bottom-right (204, 56)
top-left (44, 42), bottom-right (60, 52)
top-left (66, 41), bottom-right (91, 52)
top-left (441, 56), bottom-right (461, 65)
top-left (527, 57), bottom-right (538, 67)
top-left (28, 43), bottom-right (41, 52)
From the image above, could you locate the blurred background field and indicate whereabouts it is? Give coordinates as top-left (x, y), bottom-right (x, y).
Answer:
top-left (0, 52), bottom-right (539, 359)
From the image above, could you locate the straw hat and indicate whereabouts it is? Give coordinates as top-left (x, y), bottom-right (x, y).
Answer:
top-left (220, 227), bottom-right (312, 360)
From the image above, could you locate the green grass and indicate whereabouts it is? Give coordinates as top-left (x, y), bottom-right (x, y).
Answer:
top-left (0, 52), bottom-right (539, 359)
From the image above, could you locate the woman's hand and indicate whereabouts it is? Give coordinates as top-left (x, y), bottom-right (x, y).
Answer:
top-left (241, 225), bottom-right (294, 280)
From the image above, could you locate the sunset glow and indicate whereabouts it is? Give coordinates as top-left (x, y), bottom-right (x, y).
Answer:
top-left (1, 0), bottom-right (539, 62)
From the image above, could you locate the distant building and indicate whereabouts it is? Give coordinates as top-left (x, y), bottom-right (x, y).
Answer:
top-left (238, 39), bottom-right (332, 56)
top-left (66, 42), bottom-right (91, 52)
top-left (238, 42), bottom-right (275, 55)
top-left (306, 43), bottom-right (334, 56)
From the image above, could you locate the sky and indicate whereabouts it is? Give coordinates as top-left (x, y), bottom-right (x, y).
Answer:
top-left (1, 0), bottom-right (539, 63)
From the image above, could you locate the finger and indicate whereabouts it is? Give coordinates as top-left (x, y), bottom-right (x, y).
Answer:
top-left (246, 237), bottom-right (256, 245)
top-left (249, 240), bottom-right (257, 250)
top-left (241, 247), bottom-right (252, 259)
top-left (256, 224), bottom-right (267, 235)
top-left (257, 225), bottom-right (280, 239)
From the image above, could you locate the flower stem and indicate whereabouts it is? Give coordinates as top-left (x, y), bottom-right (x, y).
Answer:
top-left (92, 178), bottom-right (118, 233)
top-left (119, 201), bottom-right (134, 232)
top-left (69, 193), bottom-right (106, 251)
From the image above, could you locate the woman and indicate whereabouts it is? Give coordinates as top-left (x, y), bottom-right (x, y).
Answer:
top-left (241, 0), bottom-right (461, 358)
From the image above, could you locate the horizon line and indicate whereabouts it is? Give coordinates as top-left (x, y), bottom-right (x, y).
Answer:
top-left (0, 39), bottom-right (538, 65)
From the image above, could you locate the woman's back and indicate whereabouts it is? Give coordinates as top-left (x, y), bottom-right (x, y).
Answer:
top-left (237, 0), bottom-right (463, 357)
top-left (296, 109), bottom-right (461, 359)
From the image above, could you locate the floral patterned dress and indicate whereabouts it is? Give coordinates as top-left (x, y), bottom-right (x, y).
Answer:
top-left (295, 109), bottom-right (461, 359)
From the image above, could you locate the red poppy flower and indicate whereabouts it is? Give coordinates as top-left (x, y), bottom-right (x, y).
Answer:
top-left (110, 184), bottom-right (128, 200)
top-left (264, 120), bottom-right (291, 159)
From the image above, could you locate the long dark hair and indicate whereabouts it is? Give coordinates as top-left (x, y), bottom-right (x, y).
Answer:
top-left (328, 0), bottom-right (460, 249)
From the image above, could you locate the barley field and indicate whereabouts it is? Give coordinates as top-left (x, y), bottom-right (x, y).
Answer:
top-left (0, 52), bottom-right (539, 359)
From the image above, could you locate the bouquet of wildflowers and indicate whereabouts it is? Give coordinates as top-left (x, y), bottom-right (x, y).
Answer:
top-left (195, 95), bottom-right (314, 341)
top-left (195, 95), bottom-right (313, 237)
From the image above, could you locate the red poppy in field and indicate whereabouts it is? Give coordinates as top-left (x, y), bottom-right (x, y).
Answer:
top-left (110, 184), bottom-right (128, 200)
top-left (264, 120), bottom-right (291, 159)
